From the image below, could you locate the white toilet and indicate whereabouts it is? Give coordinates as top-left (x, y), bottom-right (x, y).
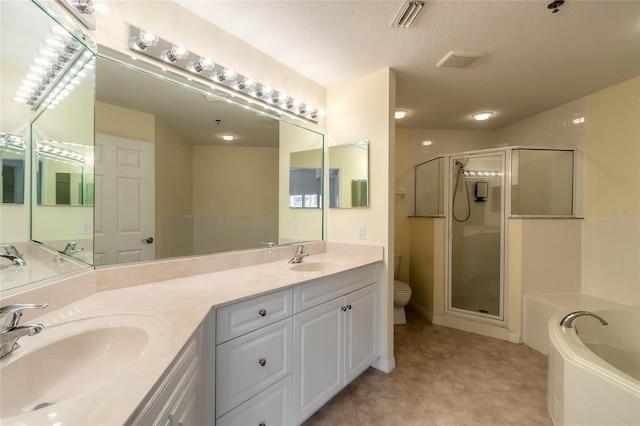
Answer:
top-left (393, 254), bottom-right (412, 325)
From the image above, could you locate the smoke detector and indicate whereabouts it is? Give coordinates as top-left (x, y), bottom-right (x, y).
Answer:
top-left (391, 1), bottom-right (429, 29)
top-left (436, 51), bottom-right (485, 68)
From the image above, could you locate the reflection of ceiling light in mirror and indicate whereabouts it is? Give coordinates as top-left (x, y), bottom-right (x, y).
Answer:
top-left (220, 134), bottom-right (236, 142)
top-left (422, 140), bottom-right (433, 146)
top-left (395, 110), bottom-right (409, 119)
top-left (572, 116), bottom-right (585, 125)
top-left (472, 112), bottom-right (493, 121)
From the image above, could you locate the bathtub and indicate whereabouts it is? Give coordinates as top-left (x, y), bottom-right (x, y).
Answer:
top-left (548, 308), bottom-right (640, 425)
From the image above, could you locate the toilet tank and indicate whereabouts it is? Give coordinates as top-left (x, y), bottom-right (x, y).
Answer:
top-left (394, 254), bottom-right (401, 279)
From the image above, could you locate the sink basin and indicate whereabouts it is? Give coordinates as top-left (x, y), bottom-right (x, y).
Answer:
top-left (0, 314), bottom-right (167, 418)
top-left (288, 258), bottom-right (346, 272)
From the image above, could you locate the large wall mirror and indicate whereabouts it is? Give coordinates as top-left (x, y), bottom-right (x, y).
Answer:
top-left (93, 47), bottom-right (324, 266)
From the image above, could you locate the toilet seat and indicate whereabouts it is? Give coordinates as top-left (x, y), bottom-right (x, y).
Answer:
top-left (394, 280), bottom-right (411, 292)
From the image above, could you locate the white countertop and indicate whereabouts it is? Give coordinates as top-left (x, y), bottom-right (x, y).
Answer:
top-left (1, 245), bottom-right (383, 425)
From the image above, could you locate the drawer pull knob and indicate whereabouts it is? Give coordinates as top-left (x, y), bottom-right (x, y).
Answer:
top-left (259, 422), bottom-right (266, 426)
top-left (347, 304), bottom-right (352, 310)
top-left (341, 306), bottom-right (347, 312)
top-left (258, 309), bottom-right (267, 317)
top-left (258, 357), bottom-right (267, 367)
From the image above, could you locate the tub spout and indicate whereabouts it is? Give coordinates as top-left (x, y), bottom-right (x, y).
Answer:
top-left (560, 311), bottom-right (608, 329)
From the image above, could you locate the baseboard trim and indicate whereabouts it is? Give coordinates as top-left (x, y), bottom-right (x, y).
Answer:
top-left (371, 356), bottom-right (395, 373)
top-left (508, 332), bottom-right (522, 344)
top-left (408, 302), bottom-right (432, 322)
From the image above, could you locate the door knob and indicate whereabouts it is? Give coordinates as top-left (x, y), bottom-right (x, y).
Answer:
top-left (141, 237), bottom-right (154, 244)
top-left (258, 357), bottom-right (267, 367)
top-left (258, 309), bottom-right (267, 317)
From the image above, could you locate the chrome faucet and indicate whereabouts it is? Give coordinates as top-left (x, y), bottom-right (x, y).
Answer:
top-left (560, 311), bottom-right (608, 329)
top-left (0, 303), bottom-right (48, 358)
top-left (0, 245), bottom-right (25, 266)
top-left (288, 244), bottom-right (309, 264)
top-left (62, 241), bottom-right (84, 255)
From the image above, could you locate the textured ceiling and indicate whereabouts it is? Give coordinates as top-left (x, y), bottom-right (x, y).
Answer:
top-left (176, 0), bottom-right (640, 130)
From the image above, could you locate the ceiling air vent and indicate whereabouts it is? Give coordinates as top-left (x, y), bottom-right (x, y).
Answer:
top-left (391, 1), bottom-right (428, 29)
top-left (436, 51), bottom-right (485, 68)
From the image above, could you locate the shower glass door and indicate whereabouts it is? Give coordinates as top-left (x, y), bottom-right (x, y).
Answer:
top-left (448, 152), bottom-right (505, 320)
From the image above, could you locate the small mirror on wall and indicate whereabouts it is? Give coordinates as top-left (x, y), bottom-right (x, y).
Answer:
top-left (328, 140), bottom-right (369, 208)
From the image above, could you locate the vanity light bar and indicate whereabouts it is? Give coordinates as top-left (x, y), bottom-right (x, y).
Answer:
top-left (36, 139), bottom-right (88, 164)
top-left (463, 170), bottom-right (502, 177)
top-left (0, 133), bottom-right (26, 152)
top-left (14, 27), bottom-right (91, 111)
top-left (127, 25), bottom-right (321, 123)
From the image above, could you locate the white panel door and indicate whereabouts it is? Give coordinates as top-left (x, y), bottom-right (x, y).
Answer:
top-left (94, 134), bottom-right (155, 265)
top-left (344, 284), bottom-right (378, 383)
top-left (293, 297), bottom-right (344, 424)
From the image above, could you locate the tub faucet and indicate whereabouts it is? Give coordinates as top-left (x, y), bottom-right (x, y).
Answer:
top-left (0, 245), bottom-right (25, 266)
top-left (0, 303), bottom-right (48, 358)
top-left (560, 311), bottom-right (608, 329)
top-left (288, 244), bottom-right (309, 264)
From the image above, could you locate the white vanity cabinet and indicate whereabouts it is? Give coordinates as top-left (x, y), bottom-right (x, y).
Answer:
top-left (213, 264), bottom-right (379, 426)
top-left (132, 335), bottom-right (201, 426)
top-left (215, 289), bottom-right (294, 425)
top-left (293, 266), bottom-right (379, 424)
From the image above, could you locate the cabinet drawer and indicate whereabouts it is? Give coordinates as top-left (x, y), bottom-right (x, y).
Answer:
top-left (293, 265), bottom-right (377, 313)
top-left (216, 318), bottom-right (293, 417)
top-left (217, 289), bottom-right (293, 344)
top-left (216, 375), bottom-right (293, 426)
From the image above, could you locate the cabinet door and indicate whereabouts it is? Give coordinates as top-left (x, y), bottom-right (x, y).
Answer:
top-left (345, 284), bottom-right (378, 383)
top-left (293, 297), bottom-right (344, 424)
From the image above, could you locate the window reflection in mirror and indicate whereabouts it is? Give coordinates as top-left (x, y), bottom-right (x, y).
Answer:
top-left (94, 48), bottom-right (324, 265)
top-left (328, 141), bottom-right (369, 208)
top-left (1, 134), bottom-right (26, 204)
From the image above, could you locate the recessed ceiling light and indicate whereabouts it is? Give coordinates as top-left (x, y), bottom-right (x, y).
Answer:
top-left (472, 112), bottom-right (493, 121)
top-left (395, 110), bottom-right (409, 119)
top-left (220, 134), bottom-right (236, 141)
top-left (422, 140), bottom-right (433, 146)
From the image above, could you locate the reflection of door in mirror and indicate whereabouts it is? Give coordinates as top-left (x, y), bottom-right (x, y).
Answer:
top-left (328, 141), bottom-right (369, 208)
top-left (94, 134), bottom-right (155, 266)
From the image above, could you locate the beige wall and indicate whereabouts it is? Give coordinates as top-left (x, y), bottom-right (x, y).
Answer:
top-left (394, 129), bottom-right (410, 284)
top-left (582, 76), bottom-right (640, 305)
top-left (95, 102), bottom-right (155, 143)
top-left (155, 119), bottom-right (193, 258)
top-left (194, 145), bottom-right (279, 253)
top-left (327, 68), bottom-right (395, 370)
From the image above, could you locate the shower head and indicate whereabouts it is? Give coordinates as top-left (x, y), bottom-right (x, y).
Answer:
top-left (454, 160), bottom-right (467, 170)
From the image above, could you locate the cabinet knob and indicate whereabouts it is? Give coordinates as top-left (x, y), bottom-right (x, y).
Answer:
top-left (259, 422), bottom-right (266, 426)
top-left (258, 357), bottom-right (267, 367)
top-left (341, 306), bottom-right (347, 312)
top-left (258, 309), bottom-right (267, 317)
top-left (347, 304), bottom-right (352, 310)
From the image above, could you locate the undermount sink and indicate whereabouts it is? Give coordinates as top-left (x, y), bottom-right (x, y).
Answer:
top-left (0, 314), bottom-right (167, 419)
top-left (288, 258), bottom-right (346, 272)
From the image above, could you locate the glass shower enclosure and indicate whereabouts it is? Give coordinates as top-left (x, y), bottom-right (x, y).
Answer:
top-left (413, 147), bottom-right (578, 324)
top-left (448, 151), bottom-right (505, 320)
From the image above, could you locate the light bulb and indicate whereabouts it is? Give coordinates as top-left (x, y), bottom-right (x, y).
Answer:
top-left (217, 68), bottom-right (236, 82)
top-left (189, 57), bottom-right (214, 73)
top-left (165, 45), bottom-right (189, 62)
top-left (256, 85), bottom-right (273, 97)
top-left (134, 30), bottom-right (158, 50)
top-left (237, 77), bottom-right (255, 91)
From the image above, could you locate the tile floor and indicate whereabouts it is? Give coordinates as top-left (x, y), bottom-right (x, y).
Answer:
top-left (304, 307), bottom-right (553, 426)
